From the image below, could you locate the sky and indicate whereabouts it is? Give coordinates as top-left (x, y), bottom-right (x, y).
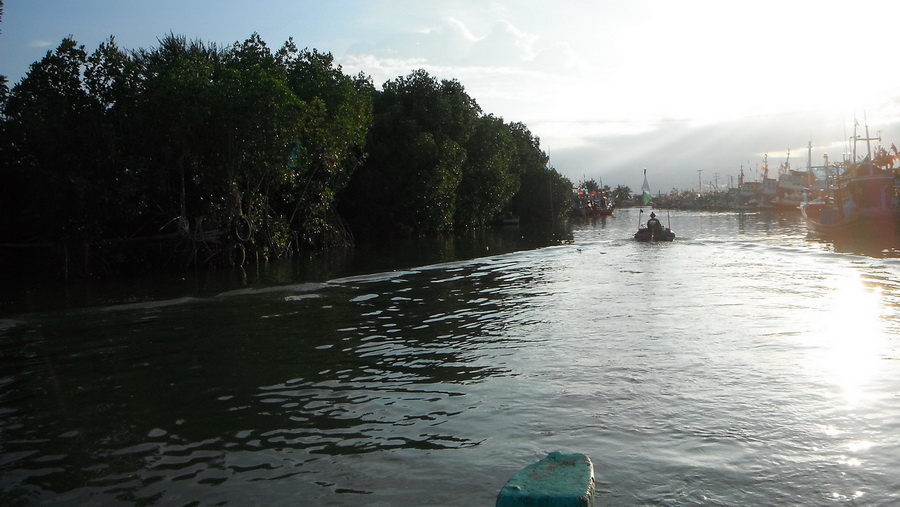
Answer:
top-left (4, 0), bottom-right (900, 193)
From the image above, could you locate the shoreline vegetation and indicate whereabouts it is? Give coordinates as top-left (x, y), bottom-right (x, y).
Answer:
top-left (0, 33), bottom-right (573, 280)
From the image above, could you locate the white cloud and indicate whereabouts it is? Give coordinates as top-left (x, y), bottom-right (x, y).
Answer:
top-left (28, 39), bottom-right (55, 49)
top-left (340, 54), bottom-right (430, 86)
top-left (444, 17), bottom-right (482, 44)
top-left (337, 0), bottom-right (900, 189)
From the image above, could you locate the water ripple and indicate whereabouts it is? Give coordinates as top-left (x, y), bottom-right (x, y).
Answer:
top-left (3, 213), bottom-right (900, 504)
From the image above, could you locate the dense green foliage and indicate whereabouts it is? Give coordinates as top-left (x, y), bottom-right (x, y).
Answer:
top-left (339, 71), bottom-right (571, 237)
top-left (612, 185), bottom-right (634, 206)
top-left (0, 1), bottom-right (6, 108)
top-left (0, 33), bottom-right (571, 276)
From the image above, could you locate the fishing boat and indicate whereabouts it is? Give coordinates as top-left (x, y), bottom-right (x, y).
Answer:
top-left (756, 155), bottom-right (778, 209)
top-left (773, 144), bottom-right (811, 210)
top-left (571, 179), bottom-right (615, 217)
top-left (800, 158), bottom-right (895, 231)
top-left (773, 168), bottom-right (812, 210)
top-left (800, 126), bottom-right (898, 232)
top-left (589, 196), bottom-right (615, 216)
top-left (774, 142), bottom-right (842, 211)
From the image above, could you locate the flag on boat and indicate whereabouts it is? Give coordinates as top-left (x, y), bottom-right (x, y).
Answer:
top-left (641, 169), bottom-right (652, 205)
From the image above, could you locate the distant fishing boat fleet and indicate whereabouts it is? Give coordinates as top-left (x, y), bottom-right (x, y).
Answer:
top-left (570, 184), bottom-right (615, 218)
top-left (573, 123), bottom-right (899, 240)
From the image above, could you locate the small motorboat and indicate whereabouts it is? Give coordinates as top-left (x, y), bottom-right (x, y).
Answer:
top-left (633, 225), bottom-right (675, 242)
top-left (634, 210), bottom-right (675, 242)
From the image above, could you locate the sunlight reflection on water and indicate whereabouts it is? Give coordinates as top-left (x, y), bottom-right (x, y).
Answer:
top-left (804, 269), bottom-right (891, 407)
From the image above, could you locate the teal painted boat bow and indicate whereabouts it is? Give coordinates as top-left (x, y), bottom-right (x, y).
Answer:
top-left (497, 452), bottom-right (595, 506)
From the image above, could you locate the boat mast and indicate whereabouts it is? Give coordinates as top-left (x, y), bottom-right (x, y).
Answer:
top-left (806, 140), bottom-right (812, 171)
top-left (852, 121), bottom-right (881, 163)
top-left (866, 123), bottom-right (872, 159)
top-left (861, 123), bottom-right (880, 160)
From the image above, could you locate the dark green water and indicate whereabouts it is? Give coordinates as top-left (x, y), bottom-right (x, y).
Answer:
top-left (2, 211), bottom-right (900, 505)
top-left (2, 222), bottom-right (571, 316)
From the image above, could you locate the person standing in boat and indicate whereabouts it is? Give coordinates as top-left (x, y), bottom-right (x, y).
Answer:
top-left (647, 212), bottom-right (662, 232)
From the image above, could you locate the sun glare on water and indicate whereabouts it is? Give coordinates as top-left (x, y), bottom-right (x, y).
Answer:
top-left (807, 273), bottom-right (889, 407)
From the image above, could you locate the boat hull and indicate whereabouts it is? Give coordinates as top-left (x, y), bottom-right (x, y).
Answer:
top-left (634, 227), bottom-right (675, 242)
top-left (800, 167), bottom-right (896, 231)
top-left (801, 205), bottom-right (895, 232)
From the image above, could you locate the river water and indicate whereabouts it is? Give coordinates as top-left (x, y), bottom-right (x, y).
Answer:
top-left (2, 209), bottom-right (900, 505)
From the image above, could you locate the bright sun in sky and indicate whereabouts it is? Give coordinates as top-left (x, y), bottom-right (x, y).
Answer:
top-left (4, 0), bottom-right (900, 190)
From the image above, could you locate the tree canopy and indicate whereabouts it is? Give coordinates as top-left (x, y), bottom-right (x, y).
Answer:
top-left (0, 33), bottom-right (571, 277)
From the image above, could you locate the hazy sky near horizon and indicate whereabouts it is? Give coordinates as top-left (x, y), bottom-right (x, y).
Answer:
top-left (4, 0), bottom-right (900, 191)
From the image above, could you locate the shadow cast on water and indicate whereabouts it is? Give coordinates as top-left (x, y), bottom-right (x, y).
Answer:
top-left (807, 222), bottom-right (900, 258)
